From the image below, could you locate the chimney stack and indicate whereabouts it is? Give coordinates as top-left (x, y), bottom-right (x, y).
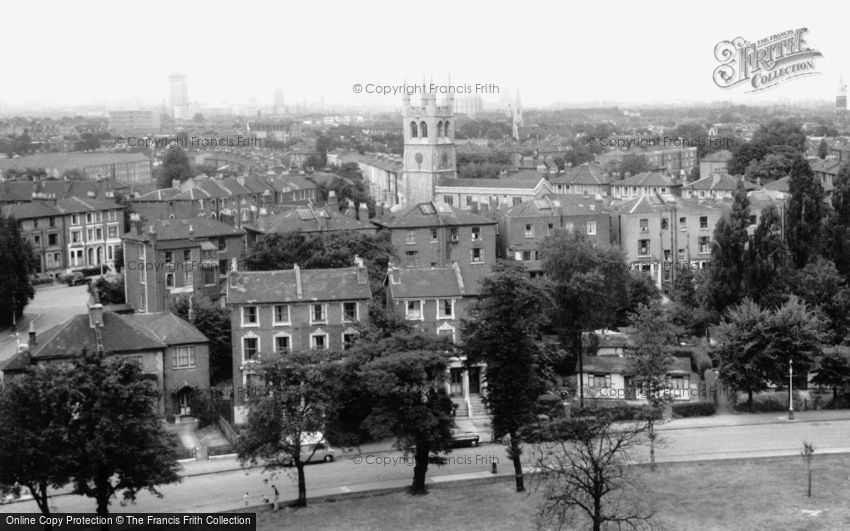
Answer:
top-left (345, 199), bottom-right (356, 219)
top-left (88, 301), bottom-right (104, 329)
top-left (28, 322), bottom-right (36, 350)
top-left (358, 202), bottom-right (369, 221)
top-left (188, 224), bottom-right (195, 241)
top-left (354, 255), bottom-right (367, 284)
top-left (294, 264), bottom-right (303, 299)
top-left (148, 225), bottom-right (157, 246)
top-left (328, 190), bottom-right (338, 208)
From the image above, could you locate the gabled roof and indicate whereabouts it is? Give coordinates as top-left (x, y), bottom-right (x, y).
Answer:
top-left (811, 159), bottom-right (843, 176)
top-left (4, 310), bottom-right (207, 367)
top-left (227, 266), bottom-right (372, 304)
top-left (217, 177), bottom-right (252, 196)
top-left (373, 201), bottom-right (495, 229)
top-left (506, 169), bottom-right (548, 181)
top-left (761, 177), bottom-right (789, 193)
top-left (611, 171), bottom-right (679, 188)
top-left (123, 217), bottom-right (244, 241)
top-left (550, 163), bottom-right (609, 186)
top-left (386, 264), bottom-right (465, 298)
top-left (170, 187), bottom-right (211, 201)
top-left (682, 174), bottom-right (751, 191)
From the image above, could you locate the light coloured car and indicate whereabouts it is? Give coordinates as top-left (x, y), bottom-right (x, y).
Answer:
top-left (281, 432), bottom-right (335, 465)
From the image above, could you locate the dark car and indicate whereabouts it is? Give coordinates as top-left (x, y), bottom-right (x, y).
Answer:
top-left (448, 428), bottom-right (480, 448)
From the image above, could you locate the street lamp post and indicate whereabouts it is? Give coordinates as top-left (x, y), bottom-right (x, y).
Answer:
top-left (788, 358), bottom-right (794, 421)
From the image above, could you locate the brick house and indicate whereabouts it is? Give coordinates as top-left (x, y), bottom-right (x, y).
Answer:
top-left (1, 301), bottom-right (210, 418)
top-left (372, 201), bottom-right (496, 292)
top-left (226, 259), bottom-right (372, 424)
top-left (496, 195), bottom-right (618, 277)
top-left (122, 217), bottom-right (245, 313)
top-left (384, 261), bottom-right (486, 417)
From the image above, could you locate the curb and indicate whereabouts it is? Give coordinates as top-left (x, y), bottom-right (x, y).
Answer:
top-left (659, 414), bottom-right (850, 432)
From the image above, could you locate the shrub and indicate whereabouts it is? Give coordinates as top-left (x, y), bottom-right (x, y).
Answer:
top-left (537, 394), bottom-right (566, 418)
top-left (690, 349), bottom-right (713, 374)
top-left (731, 391), bottom-right (804, 413)
top-left (572, 403), bottom-right (661, 421)
top-left (672, 401), bottom-right (716, 418)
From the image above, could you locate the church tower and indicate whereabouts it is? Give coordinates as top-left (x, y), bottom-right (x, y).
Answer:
top-left (837, 75), bottom-right (847, 124)
top-left (401, 84), bottom-right (456, 206)
top-left (512, 88), bottom-right (524, 140)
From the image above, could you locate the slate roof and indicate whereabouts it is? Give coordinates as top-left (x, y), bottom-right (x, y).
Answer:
top-left (54, 197), bottom-right (123, 214)
top-left (580, 356), bottom-right (691, 375)
top-left (550, 163), bottom-right (609, 185)
top-left (386, 265), bottom-right (465, 298)
top-left (244, 205), bottom-right (374, 234)
top-left (123, 217), bottom-right (244, 241)
top-left (611, 171), bottom-right (678, 188)
top-left (683, 174), bottom-right (757, 192)
top-left (1, 201), bottom-right (61, 219)
top-left (437, 177), bottom-right (543, 190)
top-left (503, 195), bottom-right (607, 217)
top-left (0, 152), bottom-right (150, 173)
top-left (2, 311), bottom-right (208, 369)
top-left (373, 201), bottom-right (495, 229)
top-left (227, 266), bottom-right (372, 304)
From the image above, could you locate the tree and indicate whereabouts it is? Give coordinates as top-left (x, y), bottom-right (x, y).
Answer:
top-left (707, 182), bottom-right (750, 317)
top-left (627, 300), bottom-right (679, 470)
top-left (668, 266), bottom-right (711, 338)
top-left (236, 351), bottom-right (338, 508)
top-left (618, 272), bottom-right (660, 326)
top-left (750, 119), bottom-right (808, 154)
top-left (727, 141), bottom-right (769, 176)
top-left (93, 277), bottom-right (125, 305)
top-left (818, 139), bottom-right (829, 160)
top-left (791, 258), bottom-right (850, 344)
top-left (744, 153), bottom-right (792, 184)
top-left (172, 296), bottom-right (233, 384)
top-left (461, 261), bottom-right (552, 492)
top-left (786, 156), bottom-right (825, 268)
top-left (0, 364), bottom-right (76, 524)
top-left (0, 215), bottom-right (37, 327)
top-left (66, 351), bottom-right (181, 524)
top-left (810, 347), bottom-right (850, 403)
top-left (541, 230), bottom-right (629, 407)
top-left (618, 155), bottom-right (650, 178)
top-left (716, 297), bottom-right (823, 409)
top-left (157, 146), bottom-right (192, 188)
top-left (358, 343), bottom-right (455, 495)
top-left (826, 164), bottom-right (850, 279)
top-left (745, 203), bottom-right (791, 307)
top-left (530, 415), bottom-right (654, 531)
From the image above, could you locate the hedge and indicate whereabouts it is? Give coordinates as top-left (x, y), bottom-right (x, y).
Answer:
top-left (572, 403), bottom-right (662, 421)
top-left (207, 444), bottom-right (235, 457)
top-left (672, 401), bottom-right (716, 418)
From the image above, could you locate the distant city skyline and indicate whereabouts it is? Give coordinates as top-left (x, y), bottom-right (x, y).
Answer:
top-left (2, 0), bottom-right (848, 113)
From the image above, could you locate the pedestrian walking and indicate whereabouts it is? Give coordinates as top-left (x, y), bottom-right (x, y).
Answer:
top-left (272, 484), bottom-right (280, 511)
top-left (243, 491), bottom-right (249, 507)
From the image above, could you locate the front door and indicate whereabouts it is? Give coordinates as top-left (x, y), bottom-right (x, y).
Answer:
top-left (468, 367), bottom-right (481, 395)
top-left (450, 368), bottom-right (463, 397)
top-left (178, 391), bottom-right (191, 416)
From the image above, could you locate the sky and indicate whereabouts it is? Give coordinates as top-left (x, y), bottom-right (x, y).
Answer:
top-left (2, 0), bottom-right (847, 110)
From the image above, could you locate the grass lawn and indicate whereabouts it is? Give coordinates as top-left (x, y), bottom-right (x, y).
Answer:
top-left (257, 455), bottom-right (850, 530)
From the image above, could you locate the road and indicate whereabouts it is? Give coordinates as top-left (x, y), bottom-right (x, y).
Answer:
top-left (2, 417), bottom-right (849, 514)
top-left (0, 284), bottom-right (89, 363)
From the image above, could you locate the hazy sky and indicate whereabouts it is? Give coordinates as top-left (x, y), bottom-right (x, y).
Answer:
top-left (3, 0), bottom-right (847, 109)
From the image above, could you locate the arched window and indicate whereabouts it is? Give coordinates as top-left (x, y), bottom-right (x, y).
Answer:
top-left (437, 121), bottom-right (444, 137)
top-left (420, 121), bottom-right (428, 138)
top-left (444, 120), bottom-right (450, 137)
top-left (410, 121), bottom-right (418, 138)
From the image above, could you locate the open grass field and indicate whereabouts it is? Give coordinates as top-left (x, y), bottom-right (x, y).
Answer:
top-left (258, 454), bottom-right (850, 530)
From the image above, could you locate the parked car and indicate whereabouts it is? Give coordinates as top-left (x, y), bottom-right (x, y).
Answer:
top-left (61, 271), bottom-right (91, 286)
top-left (281, 432), bottom-right (335, 466)
top-left (448, 428), bottom-right (480, 448)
